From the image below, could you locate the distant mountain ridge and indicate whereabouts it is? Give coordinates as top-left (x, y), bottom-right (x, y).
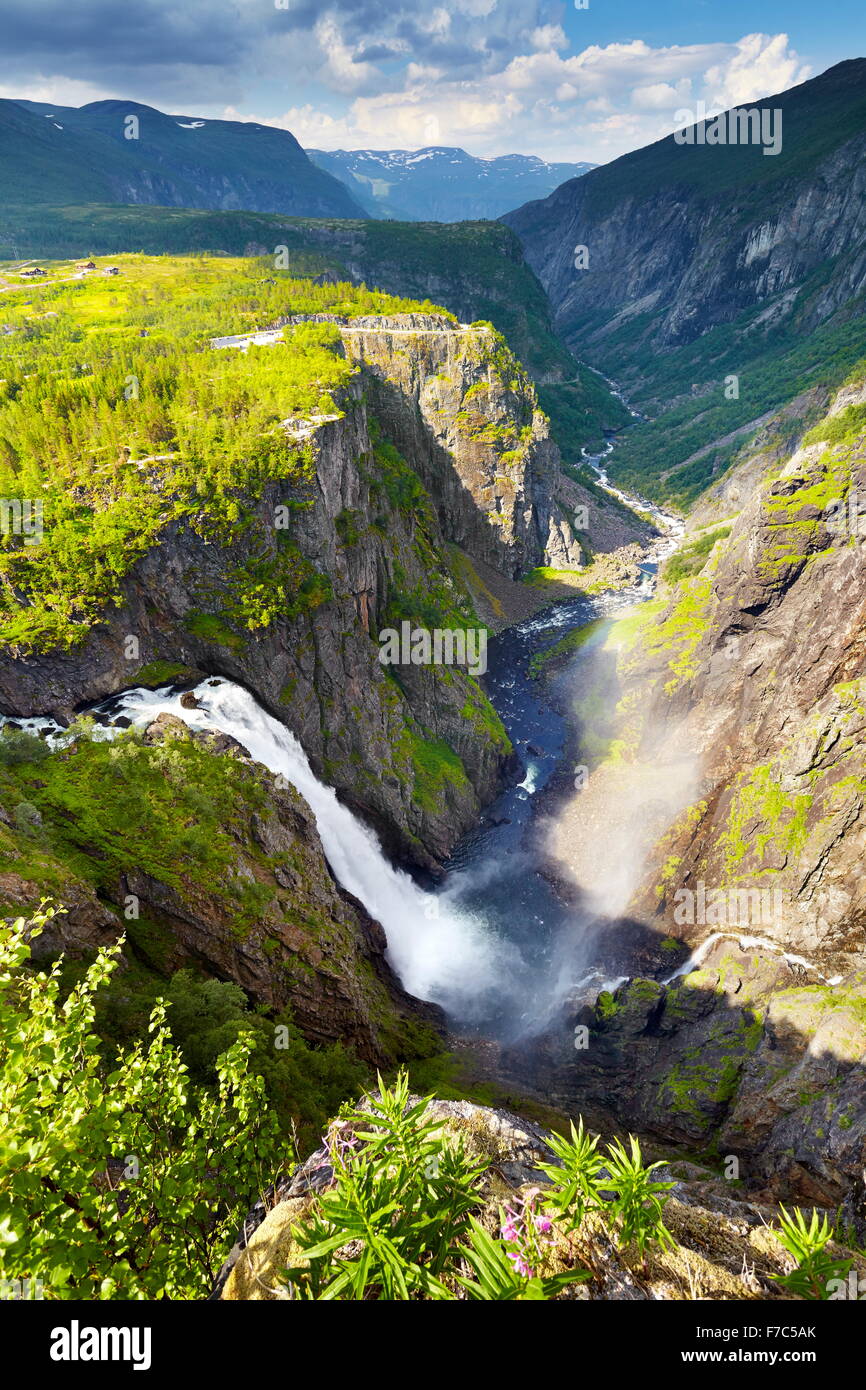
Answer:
top-left (504, 59), bottom-right (866, 358)
top-left (308, 146), bottom-right (595, 221)
top-left (0, 98), bottom-right (366, 218)
top-left (503, 57), bottom-right (866, 505)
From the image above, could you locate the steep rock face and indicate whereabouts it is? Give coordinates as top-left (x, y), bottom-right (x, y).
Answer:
top-left (532, 378), bottom-right (866, 1200)
top-left (542, 376), bottom-right (866, 974)
top-left (0, 714), bottom-right (440, 1064)
top-left (338, 316), bottom-right (581, 575)
top-left (512, 940), bottom-right (866, 1205)
top-left (0, 320), bottom-right (577, 866)
top-left (504, 61), bottom-right (866, 361)
top-left (623, 381), bottom-right (866, 972)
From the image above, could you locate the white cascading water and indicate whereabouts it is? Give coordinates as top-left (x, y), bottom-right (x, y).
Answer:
top-left (107, 678), bottom-right (526, 1019)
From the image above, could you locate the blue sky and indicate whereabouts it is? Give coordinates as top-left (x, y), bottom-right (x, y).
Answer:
top-left (1, 0), bottom-right (863, 162)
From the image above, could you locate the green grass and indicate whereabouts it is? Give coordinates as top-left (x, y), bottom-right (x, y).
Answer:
top-left (0, 720), bottom-right (274, 927)
top-left (663, 527), bottom-right (732, 584)
top-left (0, 252), bottom-right (440, 653)
top-left (395, 726), bottom-right (471, 815)
top-left (0, 207), bottom-right (575, 385)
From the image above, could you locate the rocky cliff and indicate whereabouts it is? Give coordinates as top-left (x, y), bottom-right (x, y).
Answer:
top-left (505, 60), bottom-right (866, 366)
top-left (0, 316), bottom-right (580, 868)
top-left (0, 713), bottom-right (440, 1065)
top-left (338, 316), bottom-right (581, 574)
top-left (504, 59), bottom-right (866, 506)
top-left (530, 373), bottom-right (866, 1203)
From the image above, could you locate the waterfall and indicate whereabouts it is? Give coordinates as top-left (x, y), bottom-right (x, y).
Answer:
top-left (107, 678), bottom-right (526, 1021)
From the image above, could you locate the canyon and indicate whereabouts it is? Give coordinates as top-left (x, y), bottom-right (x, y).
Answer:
top-left (3, 58), bottom-right (866, 1304)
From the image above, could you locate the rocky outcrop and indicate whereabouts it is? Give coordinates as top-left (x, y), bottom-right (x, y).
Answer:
top-left (0, 320), bottom-right (582, 867)
top-left (213, 1093), bottom-right (865, 1300)
top-left (338, 316), bottom-right (582, 576)
top-left (0, 713), bottom-right (441, 1064)
top-left (512, 938), bottom-right (866, 1206)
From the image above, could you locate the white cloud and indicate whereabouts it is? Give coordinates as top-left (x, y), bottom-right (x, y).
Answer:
top-left (529, 25), bottom-right (568, 53)
top-left (422, 8), bottom-right (452, 37)
top-left (703, 32), bottom-right (811, 110)
top-left (631, 80), bottom-right (692, 111)
top-left (0, 74), bottom-right (116, 106)
top-left (314, 16), bottom-right (381, 96)
top-left (231, 31), bottom-right (812, 165)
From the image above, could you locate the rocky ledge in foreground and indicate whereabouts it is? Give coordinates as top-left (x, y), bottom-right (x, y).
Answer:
top-left (212, 1097), bottom-right (865, 1301)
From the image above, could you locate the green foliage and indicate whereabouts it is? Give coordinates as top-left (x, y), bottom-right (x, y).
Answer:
top-left (217, 543), bottom-right (333, 633)
top-left (0, 208), bottom-right (569, 380)
top-left (0, 725), bottom-right (51, 766)
top-left (538, 1121), bottom-right (675, 1256)
top-left (457, 1217), bottom-right (589, 1301)
top-left (281, 1074), bottom-right (678, 1301)
top-left (803, 400), bottom-right (866, 447)
top-left (129, 659), bottom-right (195, 688)
top-left (370, 438), bottom-right (426, 512)
top-left (334, 508), bottom-right (363, 546)
top-left (537, 1119), bottom-right (606, 1232)
top-left (0, 254), bottom-right (435, 653)
top-left (602, 1136), bottom-right (676, 1257)
top-left (539, 376), bottom-right (632, 457)
top-left (283, 1072), bottom-right (484, 1299)
top-left (529, 617), bottom-right (606, 677)
top-left (634, 575), bottom-right (714, 693)
top-left (663, 526), bottom-right (732, 584)
top-left (607, 318), bottom-right (866, 509)
top-left (719, 761), bottom-right (813, 875)
top-left (772, 1206), bottom-right (853, 1300)
top-left (394, 725), bottom-right (471, 815)
top-left (0, 720), bottom-right (275, 926)
top-left (0, 908), bottom-right (284, 1299)
top-left (64, 960), bottom-right (367, 1155)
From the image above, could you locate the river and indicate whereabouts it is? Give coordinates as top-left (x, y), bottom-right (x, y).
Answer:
top-left (4, 416), bottom-right (686, 1041)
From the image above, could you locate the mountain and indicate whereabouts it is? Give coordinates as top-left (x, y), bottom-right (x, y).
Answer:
top-left (0, 98), bottom-right (366, 218)
top-left (504, 58), bottom-right (866, 505)
top-left (308, 146), bottom-right (594, 221)
top-left (518, 369), bottom-right (866, 1208)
